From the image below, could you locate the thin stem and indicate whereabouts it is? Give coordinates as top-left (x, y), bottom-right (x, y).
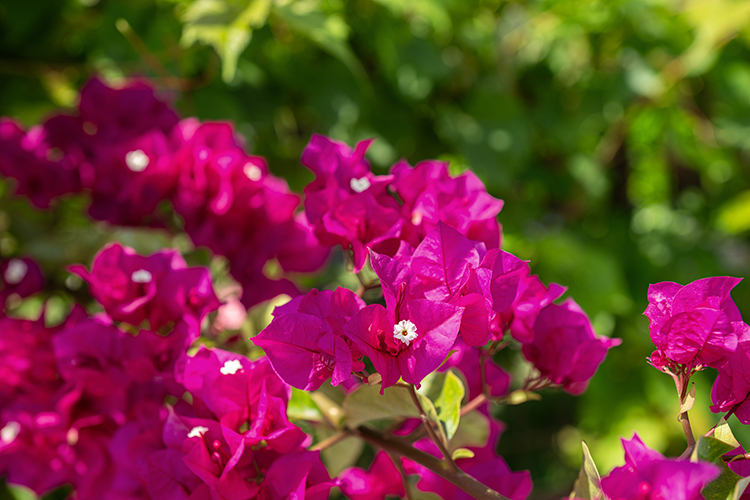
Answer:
top-left (389, 451), bottom-right (415, 500)
top-left (356, 426), bottom-right (510, 500)
top-left (406, 384), bottom-right (458, 472)
top-left (308, 431), bottom-right (352, 452)
top-left (674, 367), bottom-right (696, 453)
top-left (460, 394), bottom-right (487, 416)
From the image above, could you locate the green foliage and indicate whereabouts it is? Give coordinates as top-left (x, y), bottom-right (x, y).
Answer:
top-left (694, 420), bottom-right (748, 500)
top-left (432, 369), bottom-right (465, 440)
top-left (568, 441), bottom-right (602, 500)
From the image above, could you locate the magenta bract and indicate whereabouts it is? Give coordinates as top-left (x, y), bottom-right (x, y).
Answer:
top-left (601, 434), bottom-right (720, 500)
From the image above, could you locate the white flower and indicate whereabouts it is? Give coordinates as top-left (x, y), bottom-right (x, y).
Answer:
top-left (349, 177), bottom-right (371, 193)
top-left (244, 162), bottom-right (262, 181)
top-left (0, 421), bottom-right (20, 444)
top-left (3, 259), bottom-right (28, 284)
top-left (125, 150), bottom-right (150, 172)
top-left (187, 426), bottom-right (209, 438)
top-left (131, 269), bottom-right (152, 283)
top-left (220, 359), bottom-right (243, 375)
top-left (393, 319), bottom-right (418, 346)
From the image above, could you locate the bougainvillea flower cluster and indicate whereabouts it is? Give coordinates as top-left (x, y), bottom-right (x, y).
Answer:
top-left (259, 220), bottom-right (618, 396)
top-left (0, 78), bottom-right (329, 309)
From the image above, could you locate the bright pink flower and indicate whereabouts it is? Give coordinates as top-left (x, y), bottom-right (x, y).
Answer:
top-left (0, 316), bottom-right (59, 407)
top-left (339, 451), bottom-right (405, 500)
top-left (494, 272), bottom-right (566, 343)
top-left (0, 118), bottom-right (82, 208)
top-left (254, 288), bottom-right (365, 390)
top-left (646, 277), bottom-right (742, 369)
top-left (301, 135), bottom-right (401, 272)
top-left (522, 299), bottom-right (621, 395)
top-left (259, 450), bottom-right (335, 500)
top-left (178, 348), bottom-right (305, 452)
top-left (0, 257), bottom-right (45, 305)
top-left (343, 284), bottom-right (463, 390)
top-left (401, 222), bottom-right (527, 346)
top-left (70, 243), bottom-right (220, 332)
top-left (441, 338), bottom-right (510, 400)
top-left (390, 158), bottom-right (503, 250)
top-left (600, 433), bottom-right (720, 500)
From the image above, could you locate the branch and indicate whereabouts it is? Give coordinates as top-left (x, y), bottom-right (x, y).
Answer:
top-left (407, 384), bottom-right (458, 472)
top-left (356, 426), bottom-right (510, 500)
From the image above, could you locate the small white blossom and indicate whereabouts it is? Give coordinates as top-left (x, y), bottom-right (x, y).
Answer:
top-left (125, 150), bottom-right (150, 172)
top-left (187, 426), bottom-right (209, 438)
top-left (393, 319), bottom-right (418, 346)
top-left (0, 421), bottom-right (20, 444)
top-left (220, 359), bottom-right (243, 375)
top-left (349, 177), bottom-right (371, 193)
top-left (131, 269), bottom-right (152, 283)
top-left (3, 259), bottom-right (28, 285)
top-left (244, 162), bottom-right (262, 181)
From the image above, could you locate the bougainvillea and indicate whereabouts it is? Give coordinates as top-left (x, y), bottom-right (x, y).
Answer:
top-left (4, 75), bottom-right (746, 500)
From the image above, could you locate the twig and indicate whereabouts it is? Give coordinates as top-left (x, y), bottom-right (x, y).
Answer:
top-left (406, 384), bottom-right (458, 472)
top-left (460, 394), bottom-right (487, 416)
top-left (356, 426), bottom-right (510, 500)
top-left (308, 431), bottom-right (352, 451)
top-left (390, 451), bottom-right (415, 500)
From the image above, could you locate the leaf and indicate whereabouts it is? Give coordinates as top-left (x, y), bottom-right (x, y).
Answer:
top-left (695, 424), bottom-right (746, 500)
top-left (679, 382), bottom-right (696, 414)
top-left (418, 392), bottom-right (449, 448)
top-left (342, 384), bottom-right (419, 428)
top-left (694, 436), bottom-right (737, 463)
top-left (702, 461), bottom-right (744, 500)
top-left (287, 387), bottom-right (322, 422)
top-left (569, 441), bottom-right (602, 500)
top-left (714, 418), bottom-right (741, 449)
top-left (450, 410), bottom-right (490, 451)
top-left (310, 391), bottom-right (346, 428)
top-left (272, 1), bottom-right (368, 87)
top-left (451, 448), bottom-right (475, 460)
top-left (8, 485), bottom-right (36, 500)
top-left (177, 0), bottom-right (273, 82)
top-left (316, 427), bottom-right (365, 477)
top-left (433, 369), bottom-right (465, 440)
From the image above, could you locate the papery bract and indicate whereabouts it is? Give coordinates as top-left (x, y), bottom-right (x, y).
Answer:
top-left (339, 451), bottom-right (405, 500)
top-left (522, 299), bottom-right (620, 395)
top-left (600, 433), bottom-right (720, 500)
top-left (254, 288), bottom-right (365, 390)
top-left (646, 277), bottom-right (742, 369)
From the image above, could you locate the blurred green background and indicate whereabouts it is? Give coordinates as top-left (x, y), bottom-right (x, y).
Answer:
top-left (4, 0), bottom-right (750, 498)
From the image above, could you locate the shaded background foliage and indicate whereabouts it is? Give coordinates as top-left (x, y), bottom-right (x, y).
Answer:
top-left (3, 0), bottom-right (750, 498)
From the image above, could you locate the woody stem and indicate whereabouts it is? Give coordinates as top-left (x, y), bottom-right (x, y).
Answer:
top-left (356, 426), bottom-right (510, 500)
top-left (406, 384), bottom-right (458, 473)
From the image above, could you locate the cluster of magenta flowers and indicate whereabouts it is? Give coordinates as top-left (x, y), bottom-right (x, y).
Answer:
top-left (4, 75), bottom-right (750, 500)
top-left (0, 244), bottom-right (334, 499)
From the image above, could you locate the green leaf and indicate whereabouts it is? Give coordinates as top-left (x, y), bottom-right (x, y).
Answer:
top-left (702, 461), bottom-right (744, 500)
top-left (309, 390), bottom-right (346, 428)
top-left (679, 382), bottom-right (696, 414)
top-left (342, 384), bottom-right (420, 428)
top-left (451, 448), bottom-right (475, 460)
top-left (316, 427), bottom-right (365, 477)
top-left (694, 436), bottom-right (737, 464)
top-left (177, 0), bottom-right (272, 82)
top-left (417, 392), bottom-right (448, 447)
top-left (568, 441), bottom-right (602, 500)
top-left (433, 369), bottom-right (465, 440)
top-left (272, 1), bottom-right (368, 87)
top-left (287, 387), bottom-right (322, 422)
top-left (450, 408), bottom-right (489, 450)
top-left (714, 418), bottom-right (741, 449)
top-left (8, 484), bottom-right (37, 500)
